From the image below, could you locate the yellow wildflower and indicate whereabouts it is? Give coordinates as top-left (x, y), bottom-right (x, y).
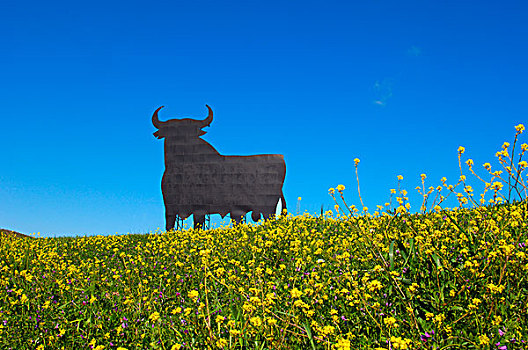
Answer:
top-left (492, 315), bottom-right (502, 326)
top-left (479, 334), bottom-right (490, 345)
top-left (188, 290), bottom-right (199, 301)
top-left (334, 337), bottom-right (351, 350)
top-left (390, 336), bottom-right (412, 349)
top-left (149, 311), bottom-right (161, 322)
top-left (322, 325), bottom-right (335, 335)
top-left (216, 339), bottom-right (228, 348)
top-left (290, 287), bottom-right (303, 298)
top-left (384, 317), bottom-right (397, 327)
top-left (250, 316), bottom-right (262, 327)
top-left (492, 182), bottom-right (503, 191)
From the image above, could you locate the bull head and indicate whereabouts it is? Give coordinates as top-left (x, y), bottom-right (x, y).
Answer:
top-left (152, 105), bottom-right (214, 139)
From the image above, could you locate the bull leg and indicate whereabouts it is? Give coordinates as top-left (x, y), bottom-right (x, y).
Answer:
top-left (262, 210), bottom-right (275, 221)
top-left (230, 210), bottom-right (245, 225)
top-left (165, 213), bottom-right (176, 231)
top-left (194, 213), bottom-right (205, 230)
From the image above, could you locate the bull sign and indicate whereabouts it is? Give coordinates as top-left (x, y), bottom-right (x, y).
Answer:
top-left (152, 105), bottom-right (287, 230)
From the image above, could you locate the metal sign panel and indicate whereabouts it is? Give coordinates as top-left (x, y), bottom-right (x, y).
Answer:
top-left (152, 105), bottom-right (287, 230)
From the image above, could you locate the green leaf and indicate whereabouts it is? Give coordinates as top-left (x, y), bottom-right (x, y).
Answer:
top-left (397, 240), bottom-right (408, 261)
top-left (431, 253), bottom-right (442, 270)
top-left (303, 322), bottom-right (317, 350)
top-left (389, 241), bottom-right (395, 270)
top-left (401, 238), bottom-right (415, 269)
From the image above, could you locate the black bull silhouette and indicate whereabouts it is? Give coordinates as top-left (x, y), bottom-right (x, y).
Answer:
top-left (152, 105), bottom-right (287, 230)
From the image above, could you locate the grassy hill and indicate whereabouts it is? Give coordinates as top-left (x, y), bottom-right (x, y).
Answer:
top-left (1, 200), bottom-right (527, 349)
top-left (0, 228), bottom-right (31, 239)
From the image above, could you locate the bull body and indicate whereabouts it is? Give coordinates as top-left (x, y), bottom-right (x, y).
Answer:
top-left (152, 105), bottom-right (286, 230)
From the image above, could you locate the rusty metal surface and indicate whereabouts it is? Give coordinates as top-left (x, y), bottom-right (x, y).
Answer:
top-left (152, 105), bottom-right (286, 230)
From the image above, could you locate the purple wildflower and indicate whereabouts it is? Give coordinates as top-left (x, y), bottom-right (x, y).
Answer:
top-left (496, 342), bottom-right (507, 350)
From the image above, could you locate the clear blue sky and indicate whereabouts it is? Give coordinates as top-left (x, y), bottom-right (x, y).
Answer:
top-left (1, 0), bottom-right (527, 237)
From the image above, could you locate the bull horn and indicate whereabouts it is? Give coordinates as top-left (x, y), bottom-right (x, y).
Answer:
top-left (152, 106), bottom-right (166, 129)
top-left (201, 104), bottom-right (213, 127)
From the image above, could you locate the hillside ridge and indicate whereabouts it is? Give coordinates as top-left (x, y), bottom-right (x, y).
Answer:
top-left (0, 228), bottom-right (32, 238)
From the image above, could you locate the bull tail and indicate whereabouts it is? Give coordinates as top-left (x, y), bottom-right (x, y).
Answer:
top-left (280, 191), bottom-right (287, 216)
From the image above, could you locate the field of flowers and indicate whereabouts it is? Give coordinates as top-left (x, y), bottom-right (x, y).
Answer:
top-left (1, 124), bottom-right (527, 350)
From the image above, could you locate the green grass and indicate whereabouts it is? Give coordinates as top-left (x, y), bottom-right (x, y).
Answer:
top-left (1, 200), bottom-right (527, 349)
